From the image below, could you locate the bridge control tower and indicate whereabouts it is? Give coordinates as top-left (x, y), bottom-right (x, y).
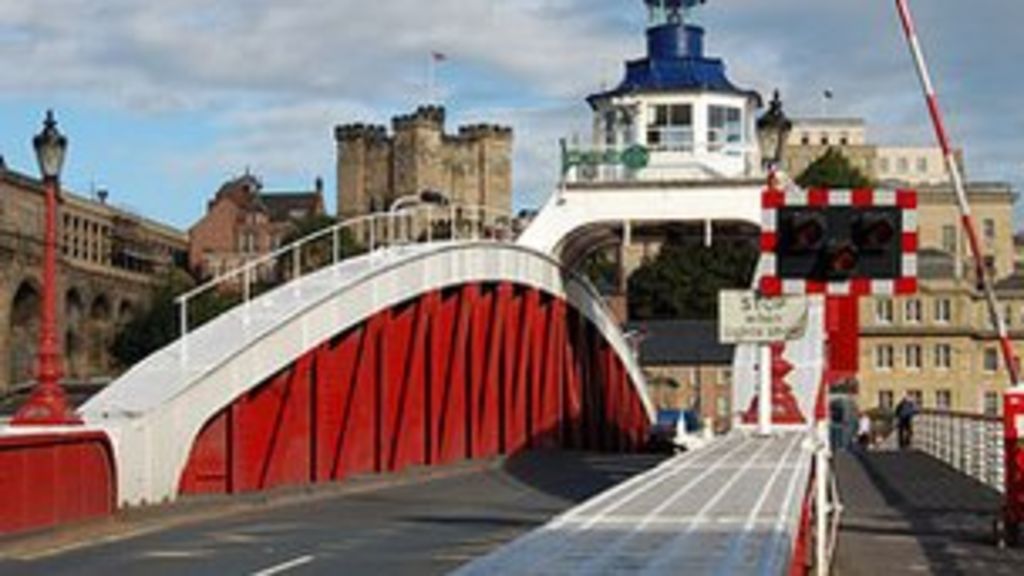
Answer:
top-left (571, 0), bottom-right (763, 182)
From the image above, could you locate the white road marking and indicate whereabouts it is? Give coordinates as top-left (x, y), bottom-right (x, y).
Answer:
top-left (251, 554), bottom-right (315, 576)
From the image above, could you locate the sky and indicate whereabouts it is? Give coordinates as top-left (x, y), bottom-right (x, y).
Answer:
top-left (0, 0), bottom-right (1021, 230)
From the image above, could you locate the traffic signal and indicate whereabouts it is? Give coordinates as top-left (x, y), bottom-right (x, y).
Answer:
top-left (775, 206), bottom-right (903, 282)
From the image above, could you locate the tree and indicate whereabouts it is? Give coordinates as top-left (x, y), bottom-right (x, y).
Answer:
top-left (795, 147), bottom-right (873, 189)
top-left (281, 214), bottom-right (364, 274)
top-left (111, 270), bottom-right (237, 368)
top-left (628, 238), bottom-right (759, 320)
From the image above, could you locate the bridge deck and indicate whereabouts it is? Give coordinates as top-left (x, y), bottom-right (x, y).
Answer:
top-left (835, 450), bottom-right (1024, 575)
top-left (456, 432), bottom-right (812, 575)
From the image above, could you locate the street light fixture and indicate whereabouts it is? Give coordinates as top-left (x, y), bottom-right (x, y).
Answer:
top-left (756, 90), bottom-right (794, 179)
top-left (12, 110), bottom-right (80, 426)
top-left (388, 189), bottom-right (450, 245)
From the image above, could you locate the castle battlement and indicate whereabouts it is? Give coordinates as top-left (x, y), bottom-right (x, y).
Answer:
top-left (457, 123), bottom-right (514, 141)
top-left (334, 123), bottom-right (388, 142)
top-left (392, 105), bottom-right (446, 132)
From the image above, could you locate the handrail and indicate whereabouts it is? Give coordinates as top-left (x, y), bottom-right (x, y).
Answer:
top-left (175, 202), bottom-right (514, 340)
top-left (913, 408), bottom-right (1004, 493)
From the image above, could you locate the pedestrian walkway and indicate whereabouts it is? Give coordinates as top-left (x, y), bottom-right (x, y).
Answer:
top-left (835, 450), bottom-right (1024, 575)
top-left (456, 432), bottom-right (812, 575)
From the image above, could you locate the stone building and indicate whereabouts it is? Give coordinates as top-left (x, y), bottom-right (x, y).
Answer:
top-left (628, 320), bottom-right (735, 433)
top-left (783, 117), bottom-right (962, 187)
top-left (0, 165), bottom-right (188, 393)
top-left (334, 106), bottom-right (513, 220)
top-left (188, 174), bottom-right (325, 279)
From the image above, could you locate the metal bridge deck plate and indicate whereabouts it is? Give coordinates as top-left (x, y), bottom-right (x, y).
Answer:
top-left (455, 432), bottom-right (812, 576)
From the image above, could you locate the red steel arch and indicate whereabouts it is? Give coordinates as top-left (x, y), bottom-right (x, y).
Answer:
top-left (180, 281), bottom-right (650, 495)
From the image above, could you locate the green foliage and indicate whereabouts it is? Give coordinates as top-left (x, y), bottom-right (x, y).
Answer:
top-left (580, 248), bottom-right (619, 295)
top-left (282, 215), bottom-right (364, 273)
top-left (628, 239), bottom-right (759, 320)
top-left (795, 147), bottom-right (873, 189)
top-left (110, 270), bottom-right (237, 368)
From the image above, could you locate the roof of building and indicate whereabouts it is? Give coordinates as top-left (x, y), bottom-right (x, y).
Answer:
top-left (587, 24), bottom-right (760, 107)
top-left (210, 173), bottom-right (323, 223)
top-left (261, 192), bottom-right (323, 222)
top-left (624, 319), bottom-right (734, 366)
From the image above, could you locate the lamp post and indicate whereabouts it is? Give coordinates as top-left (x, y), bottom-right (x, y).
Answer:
top-left (12, 110), bottom-right (80, 426)
top-left (388, 189), bottom-right (450, 244)
top-left (754, 90), bottom-right (792, 437)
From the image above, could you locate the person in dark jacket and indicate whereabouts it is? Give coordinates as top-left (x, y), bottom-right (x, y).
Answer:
top-left (895, 394), bottom-right (918, 449)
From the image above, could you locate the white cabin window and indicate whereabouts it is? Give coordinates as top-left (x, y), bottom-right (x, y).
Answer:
top-left (708, 106), bottom-right (742, 152)
top-left (647, 104), bottom-right (693, 152)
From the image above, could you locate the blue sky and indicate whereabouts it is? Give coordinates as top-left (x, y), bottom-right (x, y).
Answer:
top-left (0, 0), bottom-right (1021, 230)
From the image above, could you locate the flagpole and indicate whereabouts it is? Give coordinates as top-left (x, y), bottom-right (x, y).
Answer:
top-left (427, 52), bottom-right (436, 104)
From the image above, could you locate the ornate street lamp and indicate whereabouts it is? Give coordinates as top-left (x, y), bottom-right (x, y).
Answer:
top-left (756, 89), bottom-right (794, 180)
top-left (12, 110), bottom-right (80, 426)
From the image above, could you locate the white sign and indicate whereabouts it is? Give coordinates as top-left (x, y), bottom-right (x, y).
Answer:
top-left (719, 291), bottom-right (809, 343)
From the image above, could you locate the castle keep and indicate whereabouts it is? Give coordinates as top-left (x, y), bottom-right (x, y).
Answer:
top-left (335, 106), bottom-right (513, 219)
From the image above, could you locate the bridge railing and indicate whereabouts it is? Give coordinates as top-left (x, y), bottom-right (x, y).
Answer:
top-left (175, 203), bottom-right (514, 338)
top-left (913, 409), bottom-right (1005, 493)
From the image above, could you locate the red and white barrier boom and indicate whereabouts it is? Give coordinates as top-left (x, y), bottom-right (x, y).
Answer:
top-left (895, 0), bottom-right (1022, 545)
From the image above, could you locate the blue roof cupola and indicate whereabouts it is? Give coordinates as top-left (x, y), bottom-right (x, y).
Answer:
top-left (588, 0), bottom-right (760, 108)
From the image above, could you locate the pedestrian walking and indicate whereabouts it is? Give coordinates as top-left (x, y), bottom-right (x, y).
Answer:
top-left (894, 393), bottom-right (918, 449)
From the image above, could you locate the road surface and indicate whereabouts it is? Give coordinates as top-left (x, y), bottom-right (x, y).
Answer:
top-left (0, 451), bottom-right (663, 576)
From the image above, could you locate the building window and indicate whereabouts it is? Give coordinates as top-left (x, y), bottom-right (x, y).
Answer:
top-left (908, 389), bottom-right (924, 407)
top-left (875, 345), bottom-right (895, 370)
top-left (983, 348), bottom-right (999, 372)
top-left (936, 390), bottom-right (952, 411)
top-left (942, 225), bottom-right (957, 253)
top-left (875, 299), bottom-right (894, 324)
top-left (647, 104), bottom-right (693, 152)
top-left (708, 106), bottom-right (743, 152)
top-left (716, 396), bottom-right (728, 418)
top-left (879, 157), bottom-right (890, 173)
top-left (719, 368), bottom-right (732, 386)
top-left (897, 157), bottom-right (909, 174)
top-left (839, 133), bottom-right (849, 146)
top-left (878, 390), bottom-right (894, 411)
top-left (983, 218), bottom-right (996, 244)
top-left (820, 136), bottom-right (830, 146)
top-left (1005, 305), bottom-right (1013, 327)
top-left (905, 299), bottom-right (922, 323)
top-left (984, 391), bottom-right (1001, 417)
top-left (935, 344), bottom-right (953, 370)
top-left (801, 134), bottom-right (810, 145)
top-left (916, 157), bottom-right (928, 173)
top-left (935, 299), bottom-right (952, 323)
top-left (905, 345), bottom-right (922, 370)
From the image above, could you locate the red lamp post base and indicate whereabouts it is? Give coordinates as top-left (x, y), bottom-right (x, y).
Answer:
top-left (10, 384), bottom-right (82, 426)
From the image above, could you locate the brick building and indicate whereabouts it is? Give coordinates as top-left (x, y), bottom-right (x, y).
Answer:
top-left (188, 174), bottom-right (325, 279)
top-left (627, 320), bottom-right (735, 433)
top-left (0, 163), bottom-right (188, 393)
top-left (334, 106), bottom-right (513, 220)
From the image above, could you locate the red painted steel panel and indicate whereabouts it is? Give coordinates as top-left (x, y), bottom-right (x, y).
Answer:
top-left (505, 288), bottom-right (533, 454)
top-left (535, 299), bottom-right (563, 449)
top-left (562, 309), bottom-right (585, 450)
top-left (175, 280), bottom-right (655, 504)
top-left (336, 316), bottom-right (383, 477)
top-left (473, 285), bottom-right (504, 459)
top-left (385, 301), bottom-right (427, 472)
top-left (179, 410), bottom-right (231, 494)
top-left (232, 354), bottom-right (314, 492)
top-left (0, 433), bottom-right (115, 536)
top-left (315, 330), bottom-right (361, 481)
top-left (436, 286), bottom-right (474, 464)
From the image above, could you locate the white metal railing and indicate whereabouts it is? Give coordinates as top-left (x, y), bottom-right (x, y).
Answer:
top-left (175, 203), bottom-right (514, 339)
top-left (913, 409), bottom-right (1005, 493)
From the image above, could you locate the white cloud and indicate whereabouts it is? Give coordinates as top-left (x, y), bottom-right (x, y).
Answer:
top-left (0, 0), bottom-right (1021, 222)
